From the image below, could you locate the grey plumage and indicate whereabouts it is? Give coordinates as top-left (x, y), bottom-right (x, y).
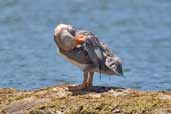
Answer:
top-left (54, 24), bottom-right (124, 90)
top-left (54, 26), bottom-right (123, 76)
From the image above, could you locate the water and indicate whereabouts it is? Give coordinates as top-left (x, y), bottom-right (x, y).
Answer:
top-left (0, 0), bottom-right (171, 90)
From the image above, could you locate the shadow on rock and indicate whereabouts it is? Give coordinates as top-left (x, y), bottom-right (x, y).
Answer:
top-left (69, 86), bottom-right (125, 96)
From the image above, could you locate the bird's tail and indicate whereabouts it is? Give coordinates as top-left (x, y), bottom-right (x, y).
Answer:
top-left (105, 56), bottom-right (124, 76)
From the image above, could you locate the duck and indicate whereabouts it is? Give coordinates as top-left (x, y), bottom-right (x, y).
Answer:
top-left (54, 24), bottom-right (123, 91)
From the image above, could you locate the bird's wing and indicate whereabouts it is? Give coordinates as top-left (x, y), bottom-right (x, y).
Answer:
top-left (62, 46), bottom-right (92, 64)
top-left (76, 31), bottom-right (122, 74)
top-left (76, 31), bottom-right (106, 69)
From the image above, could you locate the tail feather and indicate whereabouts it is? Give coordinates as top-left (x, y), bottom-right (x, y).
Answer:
top-left (105, 56), bottom-right (124, 76)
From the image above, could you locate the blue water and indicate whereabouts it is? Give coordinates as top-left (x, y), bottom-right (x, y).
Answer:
top-left (0, 0), bottom-right (171, 90)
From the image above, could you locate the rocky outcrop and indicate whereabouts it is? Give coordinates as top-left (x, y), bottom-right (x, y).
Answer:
top-left (0, 85), bottom-right (171, 114)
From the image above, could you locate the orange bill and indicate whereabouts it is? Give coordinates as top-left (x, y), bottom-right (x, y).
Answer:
top-left (74, 34), bottom-right (86, 45)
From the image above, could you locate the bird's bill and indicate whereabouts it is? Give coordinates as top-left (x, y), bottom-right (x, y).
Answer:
top-left (74, 34), bottom-right (86, 45)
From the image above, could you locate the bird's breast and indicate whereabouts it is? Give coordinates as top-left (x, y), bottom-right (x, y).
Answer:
top-left (59, 52), bottom-right (90, 71)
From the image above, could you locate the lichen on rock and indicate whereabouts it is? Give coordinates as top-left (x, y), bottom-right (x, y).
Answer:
top-left (0, 85), bottom-right (170, 114)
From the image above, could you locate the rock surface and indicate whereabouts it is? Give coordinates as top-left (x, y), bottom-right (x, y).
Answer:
top-left (0, 85), bottom-right (171, 114)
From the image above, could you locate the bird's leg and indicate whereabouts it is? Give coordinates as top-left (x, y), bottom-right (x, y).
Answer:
top-left (86, 72), bottom-right (94, 88)
top-left (68, 72), bottom-right (88, 91)
top-left (82, 72), bottom-right (88, 87)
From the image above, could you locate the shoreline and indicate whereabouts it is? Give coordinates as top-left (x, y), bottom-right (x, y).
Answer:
top-left (0, 85), bottom-right (171, 114)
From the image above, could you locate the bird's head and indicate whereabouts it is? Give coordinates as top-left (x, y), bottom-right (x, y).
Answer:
top-left (54, 24), bottom-right (76, 51)
top-left (54, 24), bottom-right (74, 37)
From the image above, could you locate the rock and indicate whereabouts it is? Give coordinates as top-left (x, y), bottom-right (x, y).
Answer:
top-left (3, 97), bottom-right (50, 114)
top-left (0, 85), bottom-right (170, 114)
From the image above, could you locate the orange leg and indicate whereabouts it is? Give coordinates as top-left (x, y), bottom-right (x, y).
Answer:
top-left (86, 72), bottom-right (94, 88)
top-left (68, 72), bottom-right (88, 91)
